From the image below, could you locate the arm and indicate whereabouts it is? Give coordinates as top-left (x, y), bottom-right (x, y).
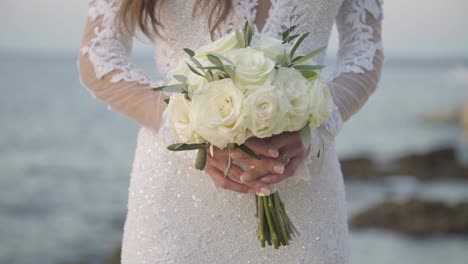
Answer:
top-left (78, 0), bottom-right (166, 132)
top-left (328, 0), bottom-right (384, 122)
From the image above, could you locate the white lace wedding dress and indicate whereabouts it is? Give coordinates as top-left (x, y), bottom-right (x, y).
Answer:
top-left (78, 0), bottom-right (384, 263)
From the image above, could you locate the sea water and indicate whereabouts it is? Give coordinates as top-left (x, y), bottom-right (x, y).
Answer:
top-left (0, 52), bottom-right (467, 264)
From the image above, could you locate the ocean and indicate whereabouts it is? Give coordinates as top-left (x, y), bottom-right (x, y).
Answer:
top-left (0, 51), bottom-right (467, 264)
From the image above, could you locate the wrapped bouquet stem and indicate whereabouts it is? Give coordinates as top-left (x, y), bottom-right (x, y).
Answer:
top-left (152, 22), bottom-right (332, 249)
top-left (256, 188), bottom-right (299, 248)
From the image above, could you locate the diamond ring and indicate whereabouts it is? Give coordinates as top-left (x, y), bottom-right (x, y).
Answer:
top-left (280, 153), bottom-right (290, 165)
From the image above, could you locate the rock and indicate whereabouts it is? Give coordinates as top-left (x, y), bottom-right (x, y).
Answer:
top-left (61, 244), bottom-right (121, 264)
top-left (461, 101), bottom-right (468, 141)
top-left (106, 245), bottom-right (121, 264)
top-left (421, 108), bottom-right (459, 124)
top-left (395, 147), bottom-right (467, 180)
top-left (340, 147), bottom-right (468, 180)
top-left (339, 157), bottom-right (377, 180)
top-left (350, 198), bottom-right (468, 236)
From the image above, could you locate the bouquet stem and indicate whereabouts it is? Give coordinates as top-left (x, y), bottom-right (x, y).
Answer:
top-left (256, 191), bottom-right (298, 249)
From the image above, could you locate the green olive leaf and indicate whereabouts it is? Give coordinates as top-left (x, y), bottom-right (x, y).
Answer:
top-left (187, 63), bottom-right (205, 77)
top-left (207, 54), bottom-right (223, 66)
top-left (238, 144), bottom-right (261, 160)
top-left (293, 65), bottom-right (325, 71)
top-left (183, 48), bottom-right (195, 57)
top-left (290, 32), bottom-right (310, 59)
top-left (173, 75), bottom-right (187, 83)
top-left (236, 30), bottom-right (246, 48)
top-left (292, 46), bottom-right (327, 65)
top-left (299, 124), bottom-right (312, 150)
top-left (167, 143), bottom-right (206, 151)
top-left (195, 148), bottom-right (207, 170)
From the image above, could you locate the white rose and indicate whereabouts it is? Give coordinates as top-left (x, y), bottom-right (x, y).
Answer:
top-left (250, 33), bottom-right (292, 62)
top-left (225, 47), bottom-right (275, 94)
top-left (191, 79), bottom-right (247, 148)
top-left (167, 93), bottom-right (204, 144)
top-left (196, 32), bottom-right (240, 55)
top-left (244, 85), bottom-right (290, 138)
top-left (308, 77), bottom-right (333, 129)
top-left (273, 67), bottom-right (311, 131)
top-left (185, 70), bottom-right (208, 96)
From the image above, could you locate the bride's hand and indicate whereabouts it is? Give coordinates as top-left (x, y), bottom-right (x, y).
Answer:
top-left (204, 140), bottom-right (280, 194)
top-left (232, 132), bottom-right (308, 185)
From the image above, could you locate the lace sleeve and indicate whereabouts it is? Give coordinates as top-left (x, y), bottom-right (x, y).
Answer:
top-left (328, 0), bottom-right (384, 122)
top-left (78, 0), bottom-right (166, 131)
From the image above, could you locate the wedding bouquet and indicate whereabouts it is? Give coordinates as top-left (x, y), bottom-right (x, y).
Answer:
top-left (152, 22), bottom-right (333, 249)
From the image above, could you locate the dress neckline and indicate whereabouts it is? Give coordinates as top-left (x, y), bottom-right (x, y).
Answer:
top-left (235, 0), bottom-right (274, 34)
top-left (253, 0), bottom-right (272, 33)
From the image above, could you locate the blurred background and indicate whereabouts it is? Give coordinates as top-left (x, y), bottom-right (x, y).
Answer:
top-left (1, 0), bottom-right (467, 263)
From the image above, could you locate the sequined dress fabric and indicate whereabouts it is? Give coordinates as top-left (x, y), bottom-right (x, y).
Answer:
top-left (78, 0), bottom-right (384, 263)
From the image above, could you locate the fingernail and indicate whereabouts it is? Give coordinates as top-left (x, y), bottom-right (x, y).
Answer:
top-left (273, 165), bottom-right (284, 174)
top-left (260, 186), bottom-right (271, 196)
top-left (261, 176), bottom-right (272, 183)
top-left (240, 174), bottom-right (250, 183)
top-left (269, 148), bottom-right (279, 157)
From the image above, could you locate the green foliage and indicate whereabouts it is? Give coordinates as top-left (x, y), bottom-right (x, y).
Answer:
top-left (151, 83), bottom-right (186, 93)
top-left (299, 124), bottom-right (312, 150)
top-left (238, 144), bottom-right (261, 160)
top-left (207, 54), bottom-right (223, 66)
top-left (290, 32), bottom-right (310, 59)
top-left (187, 63), bottom-right (204, 77)
top-left (195, 148), bottom-right (207, 170)
top-left (167, 143), bottom-right (206, 151)
top-left (173, 75), bottom-right (187, 83)
top-left (236, 30), bottom-right (246, 48)
top-left (291, 46), bottom-right (327, 65)
top-left (281, 25), bottom-right (297, 43)
top-left (183, 48), bottom-right (195, 57)
top-left (293, 65), bottom-right (325, 71)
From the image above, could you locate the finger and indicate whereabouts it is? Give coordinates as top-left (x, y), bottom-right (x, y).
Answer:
top-left (213, 159), bottom-right (271, 196)
top-left (270, 131), bottom-right (301, 149)
top-left (205, 167), bottom-right (251, 194)
top-left (259, 157), bottom-right (303, 184)
top-left (210, 146), bottom-right (229, 160)
top-left (258, 173), bottom-right (283, 184)
top-left (230, 148), bottom-right (251, 160)
top-left (240, 167), bottom-right (270, 183)
top-left (209, 154), bottom-right (245, 178)
top-left (216, 164), bottom-right (273, 196)
top-left (245, 179), bottom-right (272, 196)
top-left (226, 166), bottom-right (272, 195)
top-left (234, 157), bottom-right (285, 176)
top-left (234, 138), bottom-right (303, 175)
top-left (243, 137), bottom-right (279, 158)
top-left (283, 157), bottom-right (303, 178)
top-left (225, 164), bottom-right (245, 184)
top-left (278, 140), bottom-right (304, 161)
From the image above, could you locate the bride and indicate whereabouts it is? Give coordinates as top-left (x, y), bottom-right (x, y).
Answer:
top-left (78, 0), bottom-right (383, 263)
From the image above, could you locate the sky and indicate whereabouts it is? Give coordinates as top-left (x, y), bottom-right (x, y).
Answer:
top-left (0, 0), bottom-right (467, 58)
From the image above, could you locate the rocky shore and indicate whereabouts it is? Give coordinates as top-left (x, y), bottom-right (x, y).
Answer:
top-left (350, 198), bottom-right (468, 236)
top-left (68, 146), bottom-right (468, 263)
top-left (342, 145), bottom-right (468, 237)
top-left (340, 147), bottom-right (468, 181)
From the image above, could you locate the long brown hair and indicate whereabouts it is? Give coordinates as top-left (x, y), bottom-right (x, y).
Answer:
top-left (117, 0), bottom-right (233, 38)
